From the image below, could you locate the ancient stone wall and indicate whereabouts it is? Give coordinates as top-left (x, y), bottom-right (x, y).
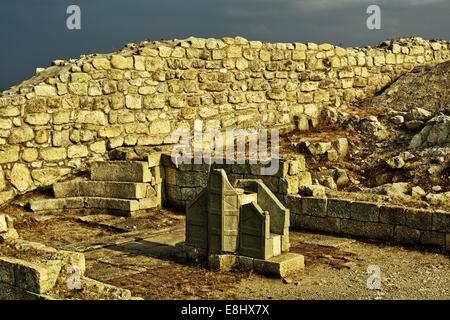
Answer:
top-left (285, 195), bottom-right (450, 252)
top-left (161, 154), bottom-right (304, 209)
top-left (0, 36), bottom-right (449, 202)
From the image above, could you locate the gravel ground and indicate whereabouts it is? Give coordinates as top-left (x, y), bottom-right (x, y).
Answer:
top-left (215, 233), bottom-right (450, 300)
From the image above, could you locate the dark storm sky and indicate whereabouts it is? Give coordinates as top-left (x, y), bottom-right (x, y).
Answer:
top-left (0, 0), bottom-right (449, 91)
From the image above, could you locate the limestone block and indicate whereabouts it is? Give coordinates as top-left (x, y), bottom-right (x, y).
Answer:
top-left (8, 126), bottom-right (34, 144)
top-left (327, 198), bottom-right (352, 219)
top-left (420, 231), bottom-right (446, 247)
top-left (54, 181), bottom-right (148, 199)
top-left (68, 82), bottom-right (88, 95)
top-left (301, 197), bottom-right (327, 217)
top-left (149, 119), bottom-right (171, 135)
top-left (84, 197), bottom-right (140, 212)
top-left (349, 201), bottom-right (379, 222)
top-left (40, 147), bottom-right (67, 162)
top-left (0, 118), bottom-right (12, 130)
top-left (34, 85), bottom-right (57, 97)
top-left (30, 168), bottom-right (69, 187)
top-left (279, 176), bottom-right (299, 195)
top-left (92, 57), bottom-right (111, 69)
top-left (405, 208), bottom-right (433, 230)
top-left (111, 55), bottom-right (133, 69)
top-left (75, 110), bottom-right (107, 125)
top-left (175, 171), bottom-right (208, 187)
top-left (431, 211), bottom-right (450, 232)
top-left (208, 254), bottom-right (237, 272)
top-left (90, 161), bottom-right (152, 182)
top-left (0, 107), bottom-right (20, 118)
top-left (138, 197), bottom-right (159, 210)
top-left (14, 259), bottom-right (61, 293)
top-left (29, 197), bottom-right (85, 211)
top-left (67, 145), bottom-right (89, 158)
top-left (0, 190), bottom-right (15, 206)
top-left (0, 257), bottom-right (16, 284)
top-left (394, 225), bottom-right (421, 244)
top-left (254, 253), bottom-right (304, 277)
top-left (10, 163), bottom-right (33, 192)
top-left (89, 141), bottom-right (106, 154)
top-left (125, 94), bottom-right (142, 109)
top-left (98, 126), bottom-right (123, 138)
top-left (300, 81), bottom-right (319, 92)
top-left (378, 205), bottom-right (406, 225)
top-left (0, 145), bottom-right (20, 163)
top-left (0, 167), bottom-right (6, 190)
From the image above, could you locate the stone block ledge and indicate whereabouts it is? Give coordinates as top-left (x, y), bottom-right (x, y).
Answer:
top-left (285, 195), bottom-right (450, 252)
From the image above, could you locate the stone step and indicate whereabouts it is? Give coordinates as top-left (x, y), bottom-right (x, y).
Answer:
top-left (29, 197), bottom-right (85, 212)
top-left (53, 181), bottom-right (150, 199)
top-left (90, 161), bottom-right (151, 182)
top-left (29, 196), bottom-right (159, 215)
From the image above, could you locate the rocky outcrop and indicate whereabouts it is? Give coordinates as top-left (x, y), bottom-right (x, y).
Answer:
top-left (409, 114), bottom-right (450, 148)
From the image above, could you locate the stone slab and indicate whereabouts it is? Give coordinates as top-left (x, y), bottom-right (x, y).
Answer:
top-left (91, 161), bottom-right (151, 182)
top-left (29, 197), bottom-right (85, 211)
top-left (0, 257), bottom-right (61, 294)
top-left (208, 254), bottom-right (238, 272)
top-left (54, 181), bottom-right (148, 199)
top-left (254, 252), bottom-right (304, 277)
top-left (85, 197), bottom-right (140, 212)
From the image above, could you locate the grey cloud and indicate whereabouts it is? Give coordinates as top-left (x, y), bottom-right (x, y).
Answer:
top-left (0, 0), bottom-right (449, 90)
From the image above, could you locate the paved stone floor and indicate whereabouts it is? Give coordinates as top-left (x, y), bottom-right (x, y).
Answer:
top-left (77, 221), bottom-right (450, 300)
top-left (9, 208), bottom-right (450, 300)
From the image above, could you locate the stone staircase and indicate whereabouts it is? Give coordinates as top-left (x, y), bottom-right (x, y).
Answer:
top-left (29, 161), bottom-right (162, 216)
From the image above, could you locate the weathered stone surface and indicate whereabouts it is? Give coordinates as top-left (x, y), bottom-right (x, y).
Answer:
top-left (297, 215), bottom-right (341, 233)
top-left (420, 231), bottom-right (446, 246)
top-left (279, 176), bottom-right (299, 195)
top-left (299, 185), bottom-right (325, 197)
top-left (149, 120), bottom-right (171, 135)
top-left (29, 197), bottom-right (85, 211)
top-left (91, 161), bottom-right (151, 182)
top-left (349, 201), bottom-right (379, 222)
top-left (0, 145), bottom-right (20, 164)
top-left (208, 254), bottom-right (237, 272)
top-left (125, 95), bottom-right (142, 109)
top-left (0, 214), bottom-right (7, 233)
top-left (405, 208), bottom-right (433, 230)
top-left (75, 111), bottom-right (107, 125)
top-left (409, 115), bottom-right (450, 148)
top-left (90, 141), bottom-right (106, 154)
top-left (40, 147), bottom-right (67, 162)
top-left (254, 253), bottom-right (304, 277)
top-left (301, 197), bottom-right (327, 217)
top-left (53, 181), bottom-right (148, 199)
top-left (111, 55), bottom-right (133, 69)
top-left (394, 225), bottom-right (421, 244)
top-left (327, 198), bottom-right (352, 219)
top-left (31, 168), bottom-right (71, 186)
top-left (12, 258), bottom-right (61, 293)
top-left (8, 126), bottom-right (34, 144)
top-left (379, 205), bottom-right (406, 225)
top-left (0, 167), bottom-right (6, 191)
top-left (10, 163), bottom-right (33, 192)
top-left (34, 85), bottom-right (57, 97)
top-left (0, 190), bottom-right (15, 205)
top-left (85, 197), bottom-right (139, 213)
top-left (67, 145), bottom-right (89, 158)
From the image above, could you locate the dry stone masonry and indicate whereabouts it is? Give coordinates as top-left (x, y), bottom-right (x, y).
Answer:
top-left (29, 160), bottom-right (161, 215)
top-left (0, 36), bottom-right (449, 204)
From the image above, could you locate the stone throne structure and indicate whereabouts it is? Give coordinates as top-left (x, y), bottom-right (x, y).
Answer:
top-left (185, 169), bottom-right (304, 277)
